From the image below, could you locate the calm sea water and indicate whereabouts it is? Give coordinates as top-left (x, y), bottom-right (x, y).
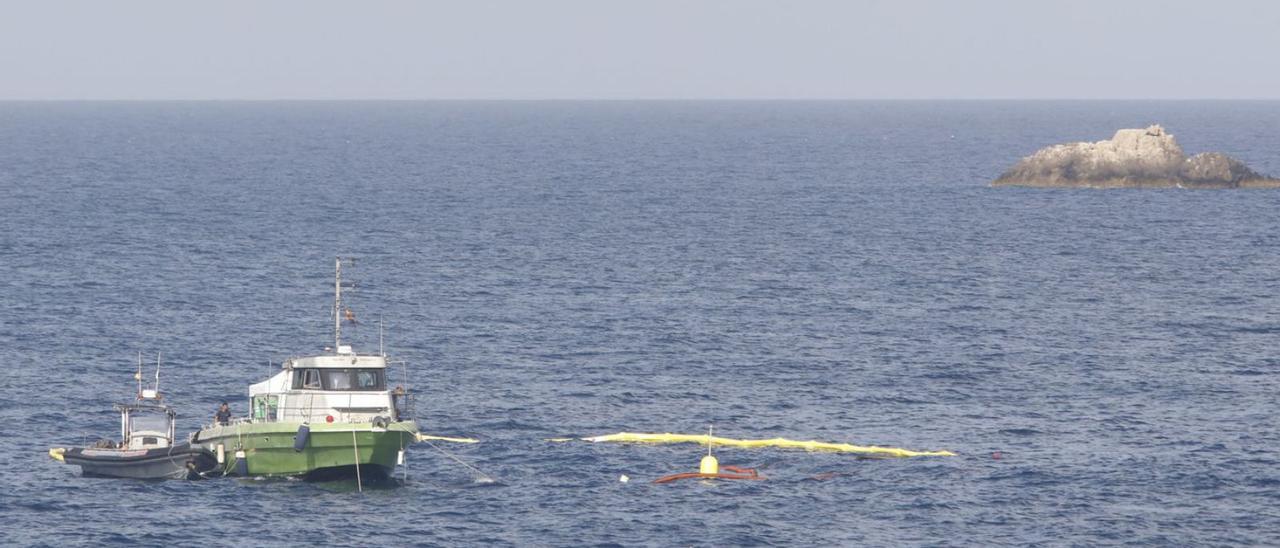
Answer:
top-left (1, 101), bottom-right (1279, 546)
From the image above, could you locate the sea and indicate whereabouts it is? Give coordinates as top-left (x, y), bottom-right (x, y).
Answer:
top-left (1, 101), bottom-right (1278, 546)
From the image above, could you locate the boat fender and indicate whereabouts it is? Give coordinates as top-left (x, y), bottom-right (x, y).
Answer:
top-left (234, 450), bottom-right (248, 476)
top-left (294, 423), bottom-right (310, 452)
top-left (372, 416), bottom-right (389, 429)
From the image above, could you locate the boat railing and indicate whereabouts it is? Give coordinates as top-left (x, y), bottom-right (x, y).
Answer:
top-left (234, 394), bottom-right (414, 425)
top-left (204, 412), bottom-right (383, 430)
top-left (202, 389), bottom-right (415, 428)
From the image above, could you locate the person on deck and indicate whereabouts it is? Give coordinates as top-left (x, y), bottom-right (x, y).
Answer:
top-left (214, 402), bottom-right (232, 425)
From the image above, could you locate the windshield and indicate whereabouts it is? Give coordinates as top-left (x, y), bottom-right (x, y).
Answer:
top-left (293, 368), bottom-right (386, 391)
top-left (354, 369), bottom-right (381, 390)
top-left (130, 413), bottom-right (170, 434)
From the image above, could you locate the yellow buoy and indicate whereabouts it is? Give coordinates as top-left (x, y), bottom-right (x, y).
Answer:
top-left (48, 448), bottom-right (65, 462)
top-left (699, 454), bottom-right (719, 475)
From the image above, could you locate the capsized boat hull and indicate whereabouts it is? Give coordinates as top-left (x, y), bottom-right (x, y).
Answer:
top-left (60, 442), bottom-right (217, 480)
top-left (193, 420), bottom-right (418, 479)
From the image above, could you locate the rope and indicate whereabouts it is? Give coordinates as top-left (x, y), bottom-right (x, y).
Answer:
top-left (421, 439), bottom-right (496, 483)
top-left (352, 429), bottom-right (363, 492)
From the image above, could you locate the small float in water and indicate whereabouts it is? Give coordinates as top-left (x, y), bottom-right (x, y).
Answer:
top-left (49, 354), bottom-right (216, 480)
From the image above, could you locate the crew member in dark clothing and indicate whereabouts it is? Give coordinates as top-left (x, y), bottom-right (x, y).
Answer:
top-left (215, 402), bottom-right (232, 425)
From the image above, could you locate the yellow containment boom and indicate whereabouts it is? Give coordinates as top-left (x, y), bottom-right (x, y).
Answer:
top-left (577, 432), bottom-right (955, 458)
top-left (383, 422), bottom-right (478, 444)
top-left (415, 433), bottom-right (479, 444)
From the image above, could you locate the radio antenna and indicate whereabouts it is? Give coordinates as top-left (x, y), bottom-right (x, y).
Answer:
top-left (334, 256), bottom-right (343, 350)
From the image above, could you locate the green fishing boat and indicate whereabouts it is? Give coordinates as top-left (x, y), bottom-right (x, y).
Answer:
top-left (193, 258), bottom-right (420, 483)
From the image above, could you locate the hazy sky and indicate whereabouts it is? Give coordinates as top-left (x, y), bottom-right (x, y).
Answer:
top-left (3, 0), bottom-right (1278, 100)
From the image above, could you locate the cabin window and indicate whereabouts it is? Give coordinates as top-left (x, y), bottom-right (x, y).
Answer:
top-left (293, 369), bottom-right (323, 389)
top-left (324, 369), bottom-right (352, 390)
top-left (305, 369), bottom-right (322, 388)
top-left (252, 395), bottom-right (279, 421)
top-left (355, 370), bottom-right (380, 389)
top-left (292, 368), bottom-right (385, 391)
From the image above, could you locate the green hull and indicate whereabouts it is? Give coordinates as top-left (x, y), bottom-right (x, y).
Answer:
top-left (194, 420), bottom-right (418, 478)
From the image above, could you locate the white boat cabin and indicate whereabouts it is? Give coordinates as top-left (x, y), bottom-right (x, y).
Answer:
top-left (116, 396), bottom-right (176, 450)
top-left (248, 345), bottom-right (407, 424)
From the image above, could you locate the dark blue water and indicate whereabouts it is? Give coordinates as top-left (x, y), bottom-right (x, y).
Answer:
top-left (2, 101), bottom-right (1279, 546)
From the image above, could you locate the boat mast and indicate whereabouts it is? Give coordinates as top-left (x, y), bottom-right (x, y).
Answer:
top-left (135, 351), bottom-right (143, 398)
top-left (334, 256), bottom-right (342, 350)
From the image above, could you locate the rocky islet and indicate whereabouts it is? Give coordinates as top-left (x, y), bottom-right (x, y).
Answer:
top-left (993, 125), bottom-right (1279, 188)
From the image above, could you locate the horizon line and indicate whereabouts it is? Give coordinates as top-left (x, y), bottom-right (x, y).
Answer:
top-left (2, 97), bottom-right (1279, 103)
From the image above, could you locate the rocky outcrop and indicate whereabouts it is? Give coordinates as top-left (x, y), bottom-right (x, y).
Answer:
top-left (992, 125), bottom-right (1280, 188)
